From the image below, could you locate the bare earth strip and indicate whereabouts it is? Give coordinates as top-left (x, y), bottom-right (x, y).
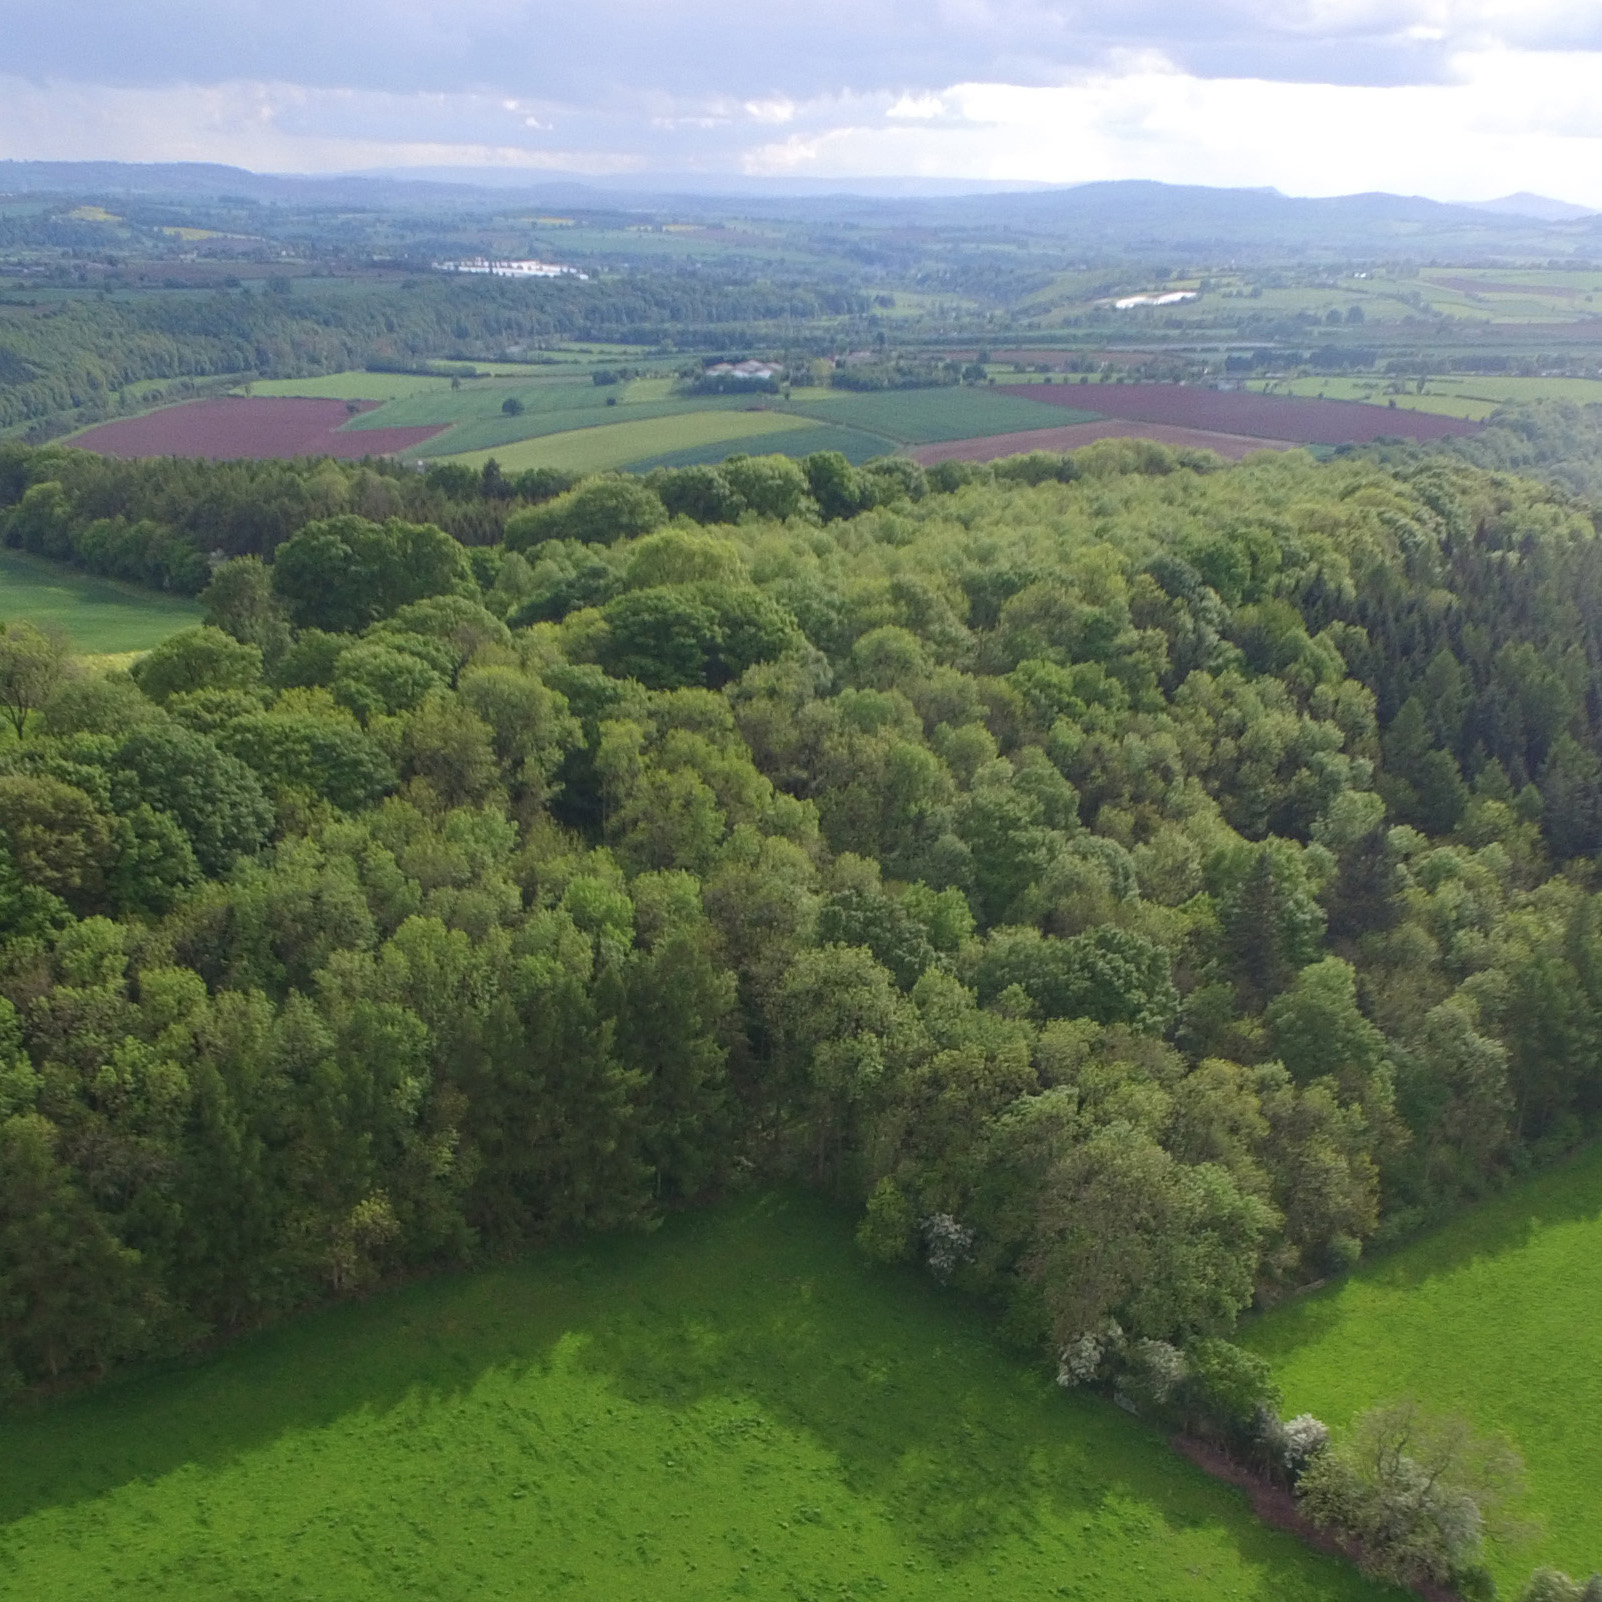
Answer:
top-left (911, 419), bottom-right (1302, 464)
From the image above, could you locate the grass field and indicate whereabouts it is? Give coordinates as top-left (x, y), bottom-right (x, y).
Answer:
top-left (0, 550), bottom-right (201, 653)
top-left (444, 409), bottom-right (826, 474)
top-left (1250, 373), bottom-right (1602, 419)
top-left (247, 373), bottom-right (479, 402)
top-left (1244, 1142), bottom-right (1602, 1588)
top-left (0, 1193), bottom-right (1402, 1602)
top-left (1247, 379), bottom-right (1501, 420)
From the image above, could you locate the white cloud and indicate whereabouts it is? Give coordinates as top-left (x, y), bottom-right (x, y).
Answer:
top-left (1, 5), bottom-right (1601, 202)
top-left (741, 48), bottom-right (1602, 206)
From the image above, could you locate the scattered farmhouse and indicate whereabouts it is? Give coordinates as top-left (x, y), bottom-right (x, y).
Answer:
top-left (1112, 291), bottom-right (1199, 309)
top-left (703, 360), bottom-right (783, 382)
top-left (434, 258), bottom-right (587, 280)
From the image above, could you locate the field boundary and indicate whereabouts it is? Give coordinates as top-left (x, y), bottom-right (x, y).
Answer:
top-left (1172, 1436), bottom-right (1462, 1602)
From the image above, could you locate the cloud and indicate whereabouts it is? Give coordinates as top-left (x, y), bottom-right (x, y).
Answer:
top-left (0, 2), bottom-right (1601, 200)
top-left (3, 0), bottom-right (1600, 101)
top-left (739, 48), bottom-right (1602, 205)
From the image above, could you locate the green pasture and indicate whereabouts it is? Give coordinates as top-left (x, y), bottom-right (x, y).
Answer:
top-left (1250, 373), bottom-right (1602, 418)
top-left (0, 1193), bottom-right (1401, 1602)
top-left (443, 409), bottom-right (825, 474)
top-left (1430, 374), bottom-right (1602, 407)
top-left (784, 387), bottom-right (1101, 444)
top-left (1244, 1141), bottom-right (1602, 1588)
top-left (247, 354), bottom-right (659, 403)
top-left (0, 549), bottom-right (201, 654)
top-left (245, 373), bottom-right (501, 402)
top-left (626, 423), bottom-right (898, 471)
top-left (1247, 378), bottom-right (1499, 419)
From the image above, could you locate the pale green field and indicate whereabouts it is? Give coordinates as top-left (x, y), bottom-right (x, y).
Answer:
top-left (443, 409), bottom-right (826, 473)
top-left (246, 373), bottom-right (469, 401)
top-left (0, 1194), bottom-right (1401, 1602)
top-left (1250, 373), bottom-right (1602, 417)
top-left (245, 365), bottom-right (584, 401)
top-left (0, 550), bottom-right (202, 654)
top-left (1247, 379), bottom-right (1500, 419)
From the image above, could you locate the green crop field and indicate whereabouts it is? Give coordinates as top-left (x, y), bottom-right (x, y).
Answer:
top-left (0, 550), bottom-right (202, 654)
top-left (1244, 1142), bottom-right (1602, 1588)
top-left (443, 409), bottom-right (825, 474)
top-left (784, 387), bottom-right (1102, 445)
top-left (0, 1194), bottom-right (1401, 1602)
top-left (626, 423), bottom-right (898, 470)
top-left (343, 376), bottom-right (618, 430)
top-left (402, 396), bottom-right (757, 460)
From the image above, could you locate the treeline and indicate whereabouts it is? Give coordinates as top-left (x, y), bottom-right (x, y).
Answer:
top-left (4, 440), bottom-right (1602, 1590)
top-left (0, 439), bottom-right (984, 593)
top-left (1447, 400), bottom-right (1602, 503)
top-left (0, 273), bottom-right (874, 429)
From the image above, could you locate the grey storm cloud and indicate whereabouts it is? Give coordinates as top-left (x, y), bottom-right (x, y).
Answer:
top-left (4, 0), bottom-right (1600, 100)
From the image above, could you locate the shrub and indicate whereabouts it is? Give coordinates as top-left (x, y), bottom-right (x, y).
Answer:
top-left (1296, 1400), bottom-right (1525, 1590)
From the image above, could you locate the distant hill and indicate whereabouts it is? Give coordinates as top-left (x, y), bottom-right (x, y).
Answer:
top-left (1, 161), bottom-right (1597, 260)
top-left (1470, 192), bottom-right (1597, 222)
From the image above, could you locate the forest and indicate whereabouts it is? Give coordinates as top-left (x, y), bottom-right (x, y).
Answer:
top-left (0, 274), bottom-right (872, 433)
top-left (5, 435), bottom-right (1602, 1591)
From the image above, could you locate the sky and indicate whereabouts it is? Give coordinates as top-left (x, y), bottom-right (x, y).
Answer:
top-left (2, 1), bottom-right (1602, 203)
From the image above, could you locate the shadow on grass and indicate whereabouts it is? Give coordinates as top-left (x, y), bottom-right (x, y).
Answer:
top-left (1247, 1140), bottom-right (1602, 1356)
top-left (0, 1191), bottom-right (1399, 1592)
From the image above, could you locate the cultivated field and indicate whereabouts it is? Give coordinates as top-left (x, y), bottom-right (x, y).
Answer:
top-left (0, 549), bottom-right (201, 653)
top-left (913, 419), bottom-right (1301, 464)
top-left (628, 423), bottom-right (896, 470)
top-left (782, 387), bottom-right (1098, 445)
top-left (0, 1195), bottom-right (1401, 1602)
top-left (443, 409), bottom-right (824, 474)
top-left (999, 383), bottom-right (1481, 445)
top-left (69, 398), bottom-right (448, 460)
top-left (1244, 1142), bottom-right (1602, 1589)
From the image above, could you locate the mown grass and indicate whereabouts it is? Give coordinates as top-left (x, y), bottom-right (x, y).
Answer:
top-left (442, 410), bottom-right (825, 474)
top-left (1243, 1142), bottom-right (1602, 1587)
top-left (0, 549), bottom-right (201, 653)
top-left (0, 1193), bottom-right (1402, 1602)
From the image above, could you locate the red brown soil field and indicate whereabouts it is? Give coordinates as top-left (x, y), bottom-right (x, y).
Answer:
top-left (998, 383), bottom-right (1481, 446)
top-left (912, 418), bottom-right (1300, 465)
top-left (71, 398), bottom-right (448, 460)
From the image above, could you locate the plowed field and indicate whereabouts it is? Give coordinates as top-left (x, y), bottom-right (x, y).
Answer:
top-left (999, 383), bottom-right (1480, 445)
top-left (71, 398), bottom-right (448, 460)
top-left (912, 419), bottom-right (1299, 464)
